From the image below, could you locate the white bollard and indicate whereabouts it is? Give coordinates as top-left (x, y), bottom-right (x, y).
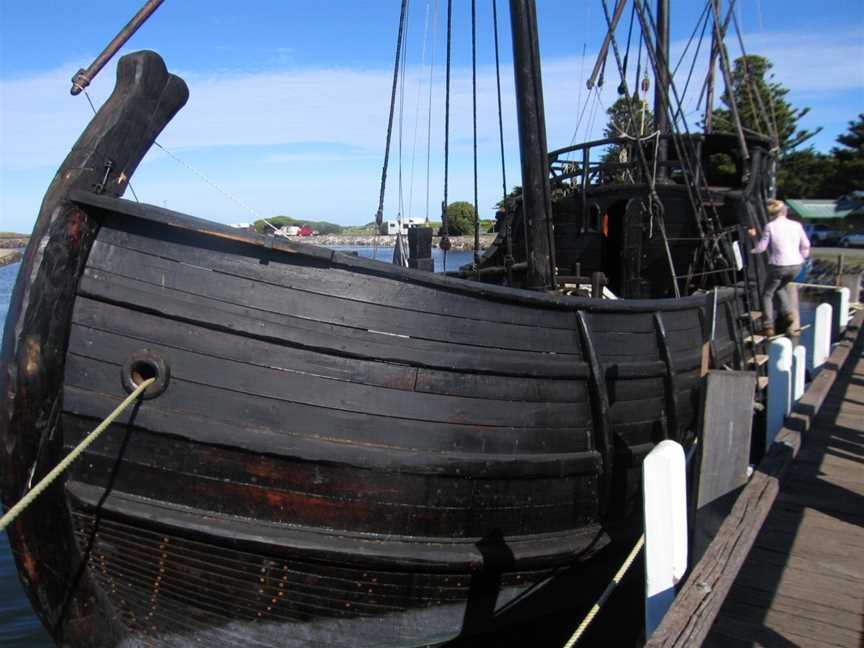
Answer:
top-left (767, 337), bottom-right (793, 447)
top-left (792, 345), bottom-right (806, 401)
top-left (643, 440), bottom-right (688, 639)
top-left (813, 302), bottom-right (832, 373)
top-left (837, 287), bottom-right (850, 332)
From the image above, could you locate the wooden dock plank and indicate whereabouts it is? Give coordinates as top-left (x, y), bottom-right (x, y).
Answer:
top-left (646, 312), bottom-right (864, 648)
top-left (703, 315), bottom-right (864, 647)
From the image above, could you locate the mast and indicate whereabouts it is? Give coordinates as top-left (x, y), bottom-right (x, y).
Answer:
top-left (509, 0), bottom-right (555, 289)
top-left (653, 0), bottom-right (670, 179)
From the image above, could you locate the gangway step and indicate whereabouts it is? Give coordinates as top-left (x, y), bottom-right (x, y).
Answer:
top-left (748, 354), bottom-right (769, 367)
top-left (743, 334), bottom-right (766, 346)
top-left (738, 310), bottom-right (762, 322)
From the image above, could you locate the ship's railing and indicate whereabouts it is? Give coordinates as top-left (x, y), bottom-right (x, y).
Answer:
top-left (548, 134), bottom-right (696, 189)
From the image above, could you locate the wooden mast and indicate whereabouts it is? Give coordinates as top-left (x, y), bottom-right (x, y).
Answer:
top-left (509, 0), bottom-right (555, 289)
top-left (653, 0), bottom-right (670, 179)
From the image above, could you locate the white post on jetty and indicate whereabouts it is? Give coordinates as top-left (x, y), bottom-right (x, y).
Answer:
top-left (792, 345), bottom-right (806, 401)
top-left (812, 303), bottom-right (832, 373)
top-left (837, 286), bottom-right (850, 332)
top-left (643, 440), bottom-right (687, 638)
top-left (767, 337), bottom-right (793, 447)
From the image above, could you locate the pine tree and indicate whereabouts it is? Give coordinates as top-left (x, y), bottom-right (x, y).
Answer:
top-left (601, 94), bottom-right (655, 170)
top-left (823, 113), bottom-right (864, 196)
top-left (710, 55), bottom-right (819, 154)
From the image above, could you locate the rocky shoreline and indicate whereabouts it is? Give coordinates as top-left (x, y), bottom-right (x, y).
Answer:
top-left (0, 238), bottom-right (28, 250)
top-left (0, 249), bottom-right (23, 268)
top-left (307, 234), bottom-right (497, 250)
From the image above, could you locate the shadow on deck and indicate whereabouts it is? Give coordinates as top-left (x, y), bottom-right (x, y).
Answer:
top-left (705, 319), bottom-right (864, 647)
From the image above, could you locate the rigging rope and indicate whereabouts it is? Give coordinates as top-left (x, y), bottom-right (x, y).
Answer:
top-left (79, 90), bottom-right (286, 235)
top-left (407, 0), bottom-right (433, 224)
top-left (471, 0), bottom-right (480, 268)
top-left (440, 0), bottom-right (453, 271)
top-left (492, 0), bottom-right (507, 201)
top-left (731, 9), bottom-right (778, 146)
top-left (375, 0), bottom-right (410, 231)
top-left (394, 0), bottom-right (412, 267)
top-left (82, 90), bottom-right (141, 203)
top-left (562, 535), bottom-right (645, 647)
top-left (0, 378), bottom-right (155, 532)
top-left (425, 0), bottom-right (442, 224)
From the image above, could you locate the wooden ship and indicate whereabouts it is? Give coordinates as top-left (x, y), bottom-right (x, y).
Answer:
top-left (1, 1), bottom-right (776, 646)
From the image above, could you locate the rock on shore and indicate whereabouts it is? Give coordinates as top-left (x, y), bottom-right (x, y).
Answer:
top-left (307, 234), bottom-right (497, 250)
top-left (0, 249), bottom-right (22, 268)
top-left (0, 238), bottom-right (28, 250)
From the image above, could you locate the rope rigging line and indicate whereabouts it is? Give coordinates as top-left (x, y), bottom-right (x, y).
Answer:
top-left (375, 0), bottom-right (410, 232)
top-left (82, 90), bottom-right (141, 203)
top-left (440, 0), bottom-right (454, 271)
top-left (471, 0), bottom-right (480, 268)
top-left (619, 1), bottom-right (637, 95)
top-left (597, 2), bottom-right (683, 296)
top-left (492, 0), bottom-right (507, 201)
top-left (671, 1), bottom-right (712, 79)
top-left (79, 90), bottom-right (283, 233)
top-left (425, 0), bottom-right (442, 224)
top-left (696, 0), bottom-right (736, 124)
top-left (562, 535), bottom-right (645, 647)
top-left (407, 0), bottom-right (433, 225)
top-left (671, 2), bottom-right (712, 130)
top-left (394, 0), bottom-right (412, 267)
top-left (730, 8), bottom-right (778, 147)
top-left (635, 0), bottom-right (738, 287)
top-left (0, 378), bottom-right (155, 532)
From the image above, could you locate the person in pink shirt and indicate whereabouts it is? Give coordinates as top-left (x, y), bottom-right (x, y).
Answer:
top-left (749, 199), bottom-right (811, 336)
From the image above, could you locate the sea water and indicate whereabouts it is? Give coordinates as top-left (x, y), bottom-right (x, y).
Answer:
top-left (328, 245), bottom-right (476, 272)
top-left (0, 259), bottom-right (53, 646)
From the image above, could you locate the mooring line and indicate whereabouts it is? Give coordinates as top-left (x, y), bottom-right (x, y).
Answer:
top-left (0, 378), bottom-right (154, 532)
top-left (563, 534), bottom-right (645, 647)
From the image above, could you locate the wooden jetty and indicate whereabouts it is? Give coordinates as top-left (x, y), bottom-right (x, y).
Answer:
top-left (706, 313), bottom-right (864, 647)
top-left (648, 308), bottom-right (864, 647)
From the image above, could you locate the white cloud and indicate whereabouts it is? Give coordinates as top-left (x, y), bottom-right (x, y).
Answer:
top-left (1, 26), bottom-right (862, 233)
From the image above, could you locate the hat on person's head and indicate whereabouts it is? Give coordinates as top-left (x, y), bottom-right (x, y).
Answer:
top-left (766, 199), bottom-right (787, 216)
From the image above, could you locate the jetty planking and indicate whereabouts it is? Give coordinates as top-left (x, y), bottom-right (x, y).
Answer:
top-left (647, 309), bottom-right (864, 647)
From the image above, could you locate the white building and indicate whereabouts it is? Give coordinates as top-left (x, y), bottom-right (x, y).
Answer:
top-left (386, 218), bottom-right (427, 235)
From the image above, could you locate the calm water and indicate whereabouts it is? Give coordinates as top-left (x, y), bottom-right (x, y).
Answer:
top-left (0, 245), bottom-right (475, 645)
top-left (0, 259), bottom-right (54, 647)
top-left (328, 244), bottom-right (476, 272)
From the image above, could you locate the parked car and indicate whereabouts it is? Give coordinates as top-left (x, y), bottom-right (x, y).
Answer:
top-left (804, 223), bottom-right (844, 246)
top-left (839, 231), bottom-right (864, 248)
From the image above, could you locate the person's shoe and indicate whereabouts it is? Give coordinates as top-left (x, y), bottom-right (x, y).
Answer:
top-left (785, 313), bottom-right (799, 335)
top-left (763, 326), bottom-right (775, 338)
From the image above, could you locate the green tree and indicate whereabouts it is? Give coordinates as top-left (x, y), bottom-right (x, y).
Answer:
top-left (776, 148), bottom-right (835, 199)
top-left (253, 216), bottom-right (343, 235)
top-left (441, 201), bottom-right (477, 236)
top-left (823, 113), bottom-right (864, 196)
top-left (710, 55), bottom-right (819, 154)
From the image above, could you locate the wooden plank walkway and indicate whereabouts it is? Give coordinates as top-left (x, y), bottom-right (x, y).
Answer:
top-left (705, 323), bottom-right (864, 648)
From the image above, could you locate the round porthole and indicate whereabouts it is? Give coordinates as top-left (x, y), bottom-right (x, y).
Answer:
top-left (121, 350), bottom-right (170, 399)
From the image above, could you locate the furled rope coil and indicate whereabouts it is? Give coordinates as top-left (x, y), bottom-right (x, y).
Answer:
top-left (0, 377), bottom-right (155, 532)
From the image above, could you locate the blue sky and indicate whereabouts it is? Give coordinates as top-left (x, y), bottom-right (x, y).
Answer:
top-left (1, 1), bottom-right (862, 234)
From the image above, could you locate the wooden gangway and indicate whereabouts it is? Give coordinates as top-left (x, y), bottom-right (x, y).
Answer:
top-left (647, 309), bottom-right (864, 648)
top-left (705, 319), bottom-right (864, 647)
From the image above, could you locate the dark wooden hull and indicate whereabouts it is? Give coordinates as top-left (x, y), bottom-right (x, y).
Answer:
top-left (2, 52), bottom-right (749, 647)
